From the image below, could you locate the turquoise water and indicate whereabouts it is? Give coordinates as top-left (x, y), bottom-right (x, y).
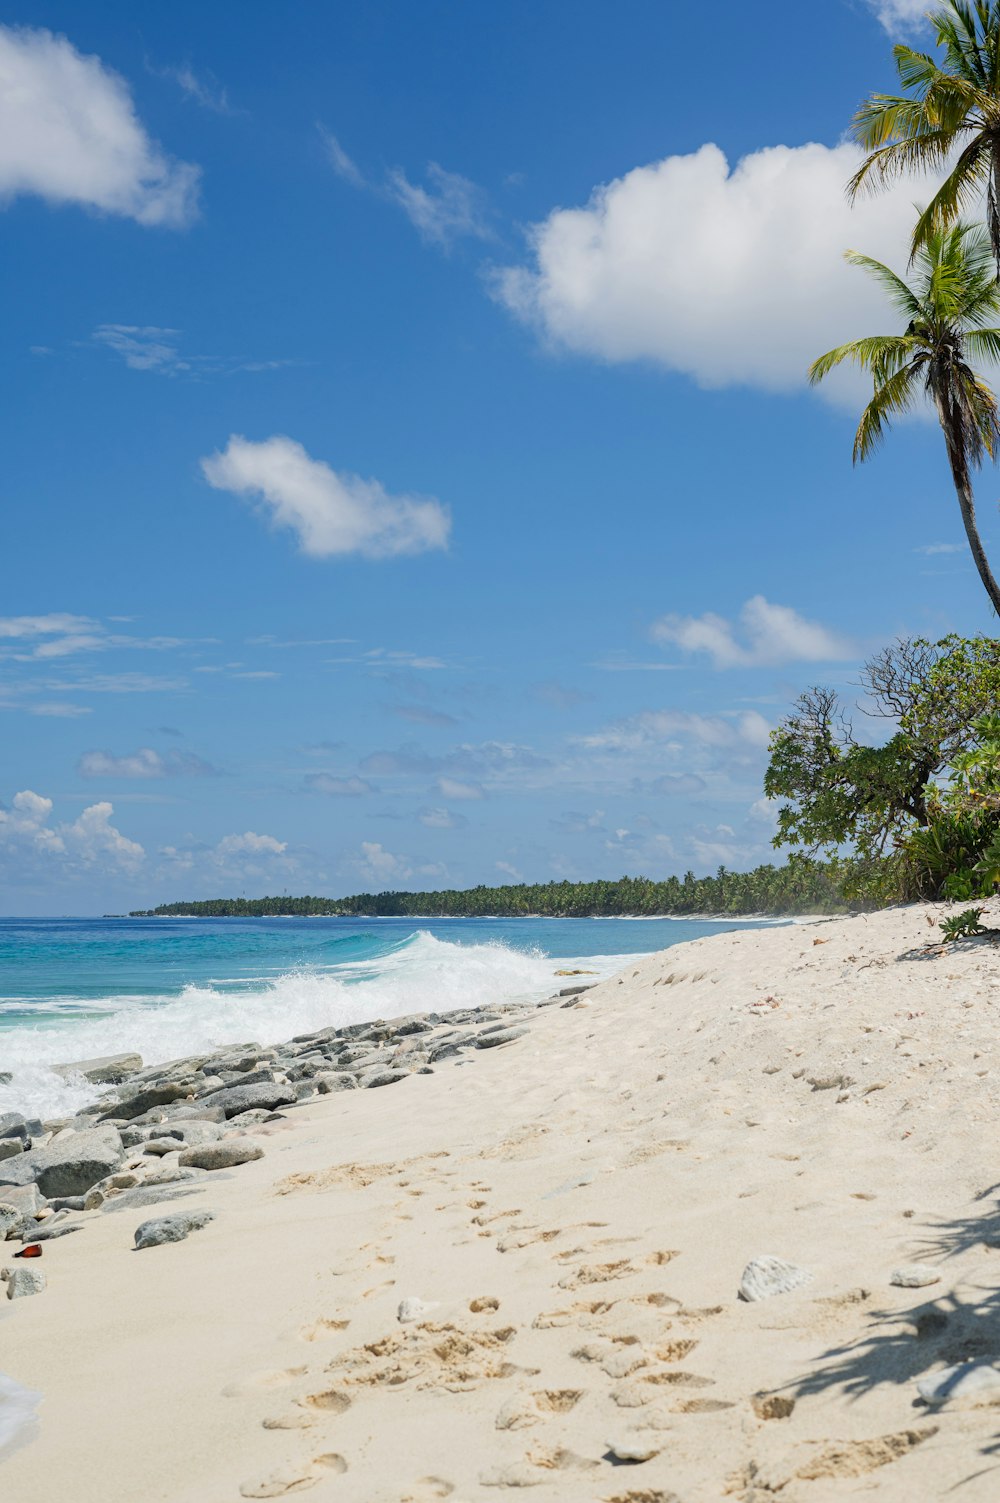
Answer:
top-left (0, 914), bottom-right (784, 1118)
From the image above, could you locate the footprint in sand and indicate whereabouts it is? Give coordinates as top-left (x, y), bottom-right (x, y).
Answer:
top-left (299, 1319), bottom-right (350, 1342)
top-left (222, 1367), bottom-right (308, 1398)
top-left (239, 1453), bottom-right (347, 1497)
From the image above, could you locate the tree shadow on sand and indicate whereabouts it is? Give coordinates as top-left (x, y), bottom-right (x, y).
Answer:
top-left (781, 1186), bottom-right (1000, 1483)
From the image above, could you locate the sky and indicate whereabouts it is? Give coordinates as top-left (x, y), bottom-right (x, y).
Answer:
top-left (1, 0), bottom-right (996, 914)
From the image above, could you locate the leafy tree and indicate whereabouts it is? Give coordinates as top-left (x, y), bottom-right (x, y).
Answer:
top-left (764, 635), bottom-right (1000, 896)
top-left (810, 222), bottom-right (1000, 616)
top-left (849, 1), bottom-right (1000, 267)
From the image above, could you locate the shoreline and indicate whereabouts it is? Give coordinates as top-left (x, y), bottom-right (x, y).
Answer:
top-left (2, 899), bottom-right (996, 1499)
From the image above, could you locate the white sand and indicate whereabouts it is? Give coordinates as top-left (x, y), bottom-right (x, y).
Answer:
top-left (3, 900), bottom-right (1000, 1501)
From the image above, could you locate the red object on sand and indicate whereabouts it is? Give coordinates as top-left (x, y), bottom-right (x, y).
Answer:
top-left (13, 1244), bottom-right (42, 1258)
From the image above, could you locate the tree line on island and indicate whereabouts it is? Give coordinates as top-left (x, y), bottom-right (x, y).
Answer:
top-left (131, 859), bottom-right (857, 919)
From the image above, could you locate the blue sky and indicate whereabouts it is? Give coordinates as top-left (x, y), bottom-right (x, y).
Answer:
top-left (0, 0), bottom-right (995, 914)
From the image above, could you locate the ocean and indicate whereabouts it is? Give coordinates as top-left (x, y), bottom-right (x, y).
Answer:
top-left (0, 913), bottom-right (787, 1122)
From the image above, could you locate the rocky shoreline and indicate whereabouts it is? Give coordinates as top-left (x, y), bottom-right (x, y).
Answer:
top-left (0, 984), bottom-right (593, 1288)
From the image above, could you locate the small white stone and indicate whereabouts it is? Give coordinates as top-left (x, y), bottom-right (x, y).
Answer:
top-left (739, 1255), bottom-right (811, 1302)
top-left (890, 1264), bottom-right (941, 1288)
top-left (918, 1363), bottom-right (1000, 1406)
top-left (606, 1432), bottom-right (662, 1462)
top-left (397, 1296), bottom-right (437, 1324)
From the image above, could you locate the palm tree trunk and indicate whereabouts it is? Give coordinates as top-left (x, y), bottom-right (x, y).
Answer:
top-left (952, 468), bottom-right (1000, 617)
top-left (933, 390), bottom-right (1000, 618)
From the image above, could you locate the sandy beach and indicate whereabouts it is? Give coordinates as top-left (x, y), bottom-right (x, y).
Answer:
top-left (3, 901), bottom-right (1000, 1501)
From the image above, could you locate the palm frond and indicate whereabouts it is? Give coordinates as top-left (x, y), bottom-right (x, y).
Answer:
top-left (844, 250), bottom-right (925, 319)
top-left (909, 135), bottom-right (992, 255)
top-left (809, 336), bottom-right (916, 385)
top-left (848, 128), bottom-right (971, 201)
top-left (853, 362), bottom-right (925, 463)
top-left (964, 326), bottom-right (1000, 359)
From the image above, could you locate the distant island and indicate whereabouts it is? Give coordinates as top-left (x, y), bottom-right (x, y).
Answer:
top-left (129, 858), bottom-right (855, 919)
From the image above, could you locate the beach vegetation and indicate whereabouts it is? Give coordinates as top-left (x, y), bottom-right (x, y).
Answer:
top-left (765, 634), bottom-right (1000, 899)
top-left (849, 1), bottom-right (1000, 269)
top-left (809, 221), bottom-right (1000, 615)
top-left (939, 905), bottom-right (989, 939)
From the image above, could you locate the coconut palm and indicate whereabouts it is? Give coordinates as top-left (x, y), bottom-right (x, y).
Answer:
top-left (810, 220), bottom-right (1000, 615)
top-left (849, 1), bottom-right (1000, 268)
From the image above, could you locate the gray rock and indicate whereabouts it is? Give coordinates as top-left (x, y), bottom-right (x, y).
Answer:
top-left (5, 1266), bottom-right (46, 1299)
top-left (0, 1071), bottom-right (11, 1085)
top-left (475, 1027), bottom-right (529, 1049)
top-left (21, 1219), bottom-right (81, 1242)
top-left (134, 1209), bottom-right (216, 1249)
top-left (226, 1107), bottom-right (283, 1125)
top-left (152, 1103), bottom-right (227, 1126)
top-left (53, 1052), bottom-right (143, 1085)
top-left (47, 1195), bottom-right (86, 1213)
top-left (891, 1264), bottom-right (942, 1288)
top-left (199, 1083), bottom-right (297, 1118)
top-left (0, 1184), bottom-right (42, 1217)
top-left (101, 1186), bottom-right (203, 1214)
top-left (142, 1138), bottom-right (184, 1157)
top-left (738, 1256), bottom-right (812, 1302)
top-left (178, 1141), bottom-right (263, 1171)
top-left (0, 1112), bottom-right (31, 1142)
top-left (0, 1139), bottom-right (24, 1162)
top-left (158, 1121), bottom-right (223, 1147)
top-left (317, 1073), bottom-right (358, 1093)
top-left (0, 1204), bottom-right (28, 1241)
top-left (0, 1125), bottom-right (124, 1198)
top-left (98, 1082), bottom-right (190, 1122)
top-left (362, 1070), bottom-right (409, 1089)
top-left (918, 1363), bottom-right (1000, 1406)
top-left (141, 1166), bottom-right (208, 1187)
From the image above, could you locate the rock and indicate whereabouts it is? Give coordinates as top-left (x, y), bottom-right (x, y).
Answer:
top-left (0, 1125), bottom-right (124, 1198)
top-left (0, 1139), bottom-right (24, 1162)
top-left (53, 1053), bottom-right (143, 1085)
top-left (0, 1204), bottom-right (29, 1241)
top-left (606, 1433), bottom-right (662, 1462)
top-left (316, 1074), bottom-right (358, 1094)
top-left (5, 1267), bottom-right (46, 1300)
top-left (101, 1185), bottom-right (204, 1214)
top-left (397, 1296), bottom-right (438, 1323)
top-left (98, 1082), bottom-right (190, 1122)
top-left (134, 1209), bottom-right (216, 1249)
top-left (159, 1121), bottom-right (223, 1147)
top-left (141, 1166), bottom-right (208, 1187)
top-left (0, 1113), bottom-right (32, 1142)
top-left (476, 1028), bottom-right (529, 1049)
top-left (227, 1108), bottom-right (283, 1126)
top-left (918, 1363), bottom-right (1000, 1406)
top-left (891, 1264), bottom-right (942, 1288)
top-left (0, 1184), bottom-right (42, 1217)
top-left (0, 1071), bottom-right (11, 1085)
top-left (558, 985), bottom-right (594, 997)
top-left (178, 1141), bottom-right (263, 1171)
top-left (143, 1139), bottom-right (184, 1157)
top-left (362, 1070), bottom-right (408, 1089)
top-left (21, 1219), bottom-right (81, 1242)
top-left (197, 1083), bottom-right (297, 1119)
top-left (738, 1256), bottom-right (812, 1302)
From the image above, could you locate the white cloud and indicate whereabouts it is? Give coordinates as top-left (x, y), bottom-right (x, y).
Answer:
top-left (651, 595), bottom-right (854, 670)
top-left (419, 806), bottom-right (466, 829)
top-left (92, 324), bottom-right (296, 378)
top-left (494, 139), bottom-right (943, 396)
top-left (495, 860), bottom-right (523, 880)
top-left (214, 831), bottom-right (286, 858)
top-left (581, 708), bottom-right (772, 752)
top-left (915, 541), bottom-right (964, 556)
top-left (30, 702), bottom-right (92, 718)
top-left (386, 162), bottom-right (492, 248)
top-left (201, 435), bottom-right (451, 559)
top-left (357, 840), bottom-right (411, 883)
top-left (158, 63), bottom-right (233, 115)
top-left (0, 25), bottom-right (199, 226)
top-left (866, 0), bottom-right (931, 34)
top-left (78, 747), bottom-right (217, 779)
top-left (0, 789), bottom-right (143, 870)
top-left (319, 126), bottom-right (365, 187)
top-left (437, 776), bottom-right (485, 800)
top-left (0, 613), bottom-right (95, 640)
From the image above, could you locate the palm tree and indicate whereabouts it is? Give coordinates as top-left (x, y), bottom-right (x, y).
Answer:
top-left (810, 220), bottom-right (1000, 616)
top-left (849, 2), bottom-right (1000, 268)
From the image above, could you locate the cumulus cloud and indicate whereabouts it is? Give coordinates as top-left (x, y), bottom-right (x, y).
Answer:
top-left (494, 139), bottom-right (943, 396)
top-left (580, 708), bottom-right (772, 752)
top-left (437, 777), bottom-right (485, 801)
top-left (418, 806), bottom-right (467, 829)
top-left (304, 774), bottom-right (375, 797)
top-left (357, 841), bottom-right (411, 883)
top-left (386, 162), bottom-right (492, 248)
top-left (651, 596), bottom-right (854, 670)
top-left (78, 747), bottom-right (218, 779)
top-left (0, 789), bottom-right (143, 869)
top-left (0, 24), bottom-right (199, 225)
top-left (867, 0), bottom-right (931, 33)
top-left (214, 831), bottom-right (286, 858)
top-left (201, 435), bottom-right (451, 560)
